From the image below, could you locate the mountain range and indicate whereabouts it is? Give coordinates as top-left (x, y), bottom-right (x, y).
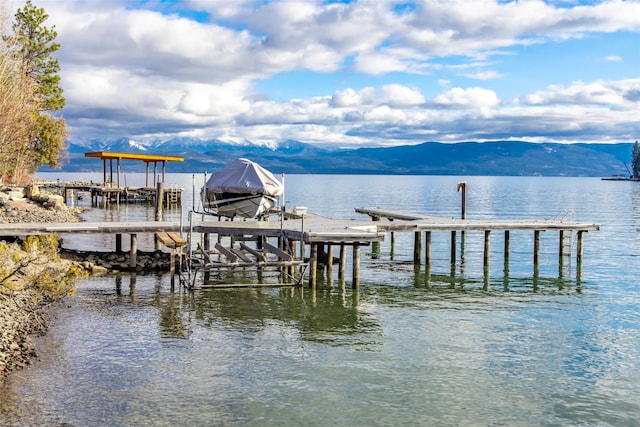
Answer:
top-left (42, 137), bottom-right (636, 177)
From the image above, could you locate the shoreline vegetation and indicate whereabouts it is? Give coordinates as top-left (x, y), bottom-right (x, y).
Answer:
top-left (0, 184), bottom-right (173, 380)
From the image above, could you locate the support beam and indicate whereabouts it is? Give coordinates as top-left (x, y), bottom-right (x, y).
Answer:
top-left (450, 230), bottom-right (457, 265)
top-left (352, 244), bottom-right (361, 289)
top-left (115, 234), bottom-right (122, 253)
top-left (326, 244), bottom-right (333, 271)
top-left (413, 231), bottom-right (422, 265)
top-left (130, 234), bottom-right (137, 268)
top-left (424, 231), bottom-right (431, 268)
top-left (339, 244), bottom-right (346, 280)
top-left (577, 230), bottom-right (584, 266)
top-left (533, 230), bottom-right (541, 276)
top-left (309, 243), bottom-right (318, 288)
top-left (484, 230), bottom-right (491, 275)
top-left (504, 230), bottom-right (510, 261)
top-left (116, 158), bottom-right (121, 188)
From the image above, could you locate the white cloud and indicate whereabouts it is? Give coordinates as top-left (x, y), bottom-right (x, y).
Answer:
top-left (433, 87), bottom-right (501, 109)
top-left (519, 79), bottom-right (640, 106)
top-left (9, 0), bottom-right (638, 146)
top-left (462, 70), bottom-right (504, 80)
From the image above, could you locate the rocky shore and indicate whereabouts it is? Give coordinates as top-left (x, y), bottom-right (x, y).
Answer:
top-left (0, 185), bottom-right (173, 379)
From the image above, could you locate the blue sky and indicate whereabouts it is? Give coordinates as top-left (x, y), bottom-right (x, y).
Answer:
top-left (6, 0), bottom-right (640, 147)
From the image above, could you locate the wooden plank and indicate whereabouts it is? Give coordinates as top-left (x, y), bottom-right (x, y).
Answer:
top-left (196, 244), bottom-right (213, 266)
top-left (231, 248), bottom-right (253, 263)
top-left (156, 232), bottom-right (173, 246)
top-left (263, 242), bottom-right (293, 261)
top-left (355, 207), bottom-right (431, 221)
top-left (201, 282), bottom-right (300, 289)
top-left (239, 243), bottom-right (267, 262)
top-left (167, 232), bottom-right (187, 247)
top-left (215, 242), bottom-right (239, 262)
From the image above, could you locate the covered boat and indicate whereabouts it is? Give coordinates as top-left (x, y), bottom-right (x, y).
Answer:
top-left (202, 158), bottom-right (283, 219)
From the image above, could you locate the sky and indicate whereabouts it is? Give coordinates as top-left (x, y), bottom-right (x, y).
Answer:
top-left (5, 0), bottom-right (640, 147)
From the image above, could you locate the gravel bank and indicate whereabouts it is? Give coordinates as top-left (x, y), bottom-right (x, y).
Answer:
top-left (1, 184), bottom-right (177, 380)
top-left (0, 186), bottom-right (85, 379)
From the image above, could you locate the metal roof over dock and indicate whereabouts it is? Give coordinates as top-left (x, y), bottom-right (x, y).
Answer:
top-left (84, 151), bottom-right (184, 188)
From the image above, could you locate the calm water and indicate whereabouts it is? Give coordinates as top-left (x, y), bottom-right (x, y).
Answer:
top-left (2, 174), bottom-right (639, 426)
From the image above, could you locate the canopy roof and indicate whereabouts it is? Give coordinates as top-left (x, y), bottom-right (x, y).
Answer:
top-left (205, 158), bottom-right (283, 196)
top-left (84, 151), bottom-right (184, 162)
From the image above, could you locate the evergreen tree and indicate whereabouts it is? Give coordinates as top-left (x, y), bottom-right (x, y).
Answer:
top-left (9, 0), bottom-right (64, 111)
top-left (0, 0), bottom-right (66, 180)
top-left (632, 141), bottom-right (640, 179)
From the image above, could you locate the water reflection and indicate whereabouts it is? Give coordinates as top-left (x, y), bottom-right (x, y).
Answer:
top-left (82, 274), bottom-right (383, 348)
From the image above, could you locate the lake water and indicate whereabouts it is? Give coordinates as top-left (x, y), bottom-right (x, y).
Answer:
top-left (1, 174), bottom-right (639, 426)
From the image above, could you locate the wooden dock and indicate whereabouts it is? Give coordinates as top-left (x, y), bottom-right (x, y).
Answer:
top-left (0, 208), bottom-right (599, 289)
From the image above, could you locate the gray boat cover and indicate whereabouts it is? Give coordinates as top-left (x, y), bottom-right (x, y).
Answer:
top-left (205, 158), bottom-right (283, 196)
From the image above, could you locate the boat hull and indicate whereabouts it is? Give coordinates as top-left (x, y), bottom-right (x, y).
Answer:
top-left (204, 191), bottom-right (278, 219)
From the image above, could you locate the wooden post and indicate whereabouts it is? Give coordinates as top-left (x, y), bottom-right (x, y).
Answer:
top-left (413, 231), bottom-right (422, 265)
top-left (155, 181), bottom-right (164, 221)
top-left (352, 244), bottom-right (361, 289)
top-left (326, 244), bottom-right (333, 271)
top-left (558, 230), bottom-right (565, 257)
top-left (129, 234), bottom-right (137, 268)
top-left (484, 230), bottom-right (491, 276)
top-left (309, 243), bottom-right (318, 289)
top-left (424, 231), bottom-right (431, 269)
top-left (339, 244), bottom-right (346, 281)
top-left (116, 158), bottom-right (121, 188)
top-left (457, 181), bottom-right (467, 219)
top-left (450, 230), bottom-right (457, 265)
top-left (371, 216), bottom-right (380, 259)
top-left (390, 231), bottom-right (395, 260)
top-left (577, 230), bottom-right (584, 267)
top-left (504, 230), bottom-right (510, 261)
top-left (169, 246), bottom-right (176, 288)
top-left (504, 230), bottom-right (510, 277)
top-left (153, 163), bottom-right (157, 187)
top-left (204, 233), bottom-right (210, 251)
top-left (533, 230), bottom-right (541, 276)
top-left (558, 230), bottom-right (565, 277)
top-left (115, 234), bottom-right (122, 253)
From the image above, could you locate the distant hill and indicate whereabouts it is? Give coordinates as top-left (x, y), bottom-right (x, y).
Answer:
top-left (43, 137), bottom-right (635, 177)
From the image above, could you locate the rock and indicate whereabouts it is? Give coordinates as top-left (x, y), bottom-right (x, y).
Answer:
top-left (25, 184), bottom-right (40, 198)
top-left (8, 189), bottom-right (25, 201)
top-left (91, 265), bottom-right (109, 275)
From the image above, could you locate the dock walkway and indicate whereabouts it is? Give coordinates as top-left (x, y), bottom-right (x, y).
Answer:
top-left (0, 208), bottom-right (599, 288)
